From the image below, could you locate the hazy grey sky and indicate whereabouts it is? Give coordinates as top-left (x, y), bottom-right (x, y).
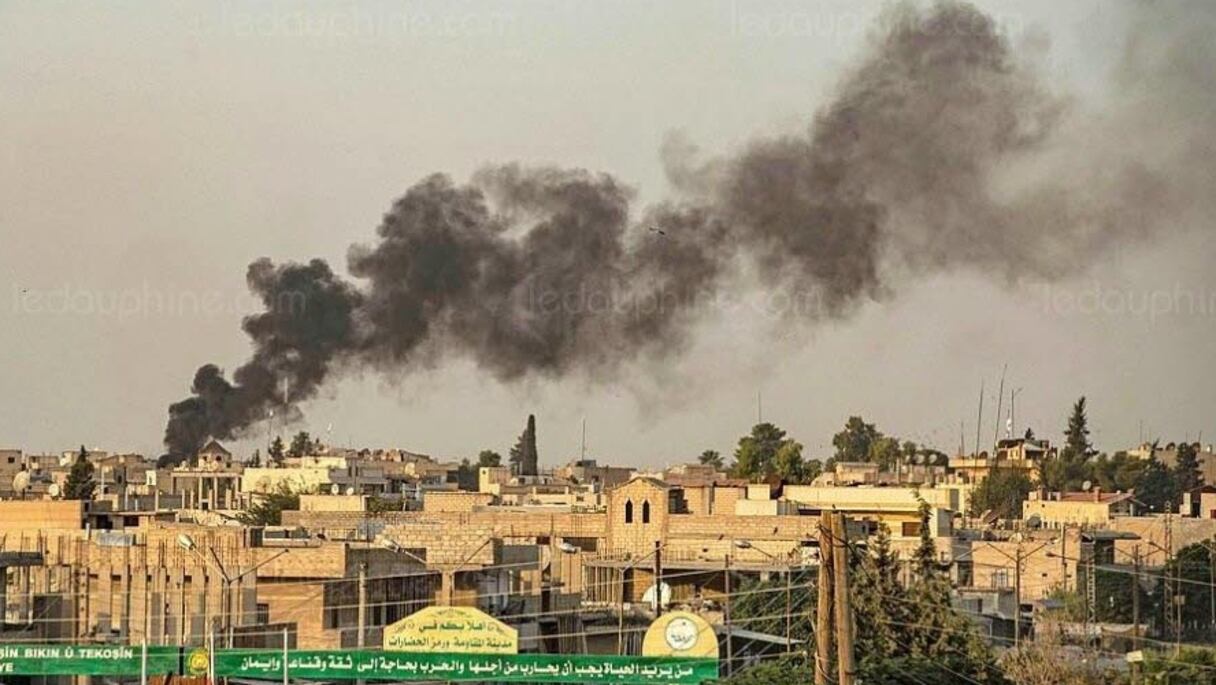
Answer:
top-left (2, 0), bottom-right (1212, 466)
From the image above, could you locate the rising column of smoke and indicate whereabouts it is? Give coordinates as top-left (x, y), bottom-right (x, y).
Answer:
top-left (162, 1), bottom-right (1215, 462)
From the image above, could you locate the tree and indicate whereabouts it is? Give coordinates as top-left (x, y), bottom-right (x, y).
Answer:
top-left (288, 431), bottom-right (316, 459)
top-left (268, 436), bottom-right (285, 465)
top-left (1064, 396), bottom-right (1092, 457)
top-left (1144, 647), bottom-right (1216, 684)
top-left (1040, 397), bottom-right (1095, 492)
top-left (509, 414), bottom-right (538, 476)
top-left (367, 495), bottom-right (403, 514)
top-left (868, 436), bottom-right (903, 471)
top-left (698, 449), bottom-right (724, 470)
top-left (248, 449), bottom-right (262, 468)
top-left (804, 458), bottom-right (824, 484)
top-left (456, 458), bottom-right (478, 491)
top-left (969, 468), bottom-right (1033, 520)
top-left (237, 484), bottom-right (300, 526)
top-left (477, 450), bottom-right (502, 467)
top-left (1087, 451), bottom-right (1146, 493)
top-left (723, 513), bottom-right (1006, 685)
top-left (64, 445), bottom-right (96, 500)
top-left (832, 416), bottom-right (881, 462)
top-left (771, 440), bottom-right (808, 483)
top-left (913, 499), bottom-right (939, 580)
top-left (1136, 458), bottom-right (1178, 513)
top-left (732, 423), bottom-right (790, 481)
top-left (1001, 623), bottom-right (1116, 684)
top-left (1163, 539), bottom-right (1216, 642)
top-left (1175, 441), bottom-right (1204, 495)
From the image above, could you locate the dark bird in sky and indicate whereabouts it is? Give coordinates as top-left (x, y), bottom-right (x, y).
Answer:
top-left (647, 226), bottom-right (667, 236)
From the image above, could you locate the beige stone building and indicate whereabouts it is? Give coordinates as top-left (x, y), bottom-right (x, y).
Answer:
top-left (1021, 489), bottom-right (1135, 529)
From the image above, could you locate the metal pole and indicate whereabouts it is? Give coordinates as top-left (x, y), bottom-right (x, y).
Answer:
top-left (357, 562), bottom-right (368, 648)
top-left (208, 627), bottom-right (216, 685)
top-left (283, 625), bottom-right (290, 685)
top-left (652, 540), bottom-right (663, 617)
top-left (785, 568), bottom-right (792, 647)
top-left (723, 554), bottom-right (733, 677)
top-left (617, 565), bottom-right (625, 655)
top-left (140, 639), bottom-right (148, 685)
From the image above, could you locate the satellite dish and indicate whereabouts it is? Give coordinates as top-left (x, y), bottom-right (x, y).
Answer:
top-left (330, 483), bottom-right (340, 495)
top-left (1027, 514), bottom-right (1043, 530)
top-left (345, 486), bottom-right (356, 496)
top-left (11, 471), bottom-right (30, 496)
top-left (48, 483), bottom-right (62, 499)
top-left (642, 582), bottom-right (673, 609)
top-left (1081, 480), bottom-right (1093, 491)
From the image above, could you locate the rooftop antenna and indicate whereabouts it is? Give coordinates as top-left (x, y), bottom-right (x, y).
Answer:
top-left (992, 364), bottom-right (1007, 446)
top-left (975, 379), bottom-right (985, 456)
top-left (959, 420), bottom-right (965, 457)
top-left (1009, 387), bottom-right (1023, 438)
top-left (756, 390), bottom-right (763, 424)
top-left (580, 417), bottom-right (587, 461)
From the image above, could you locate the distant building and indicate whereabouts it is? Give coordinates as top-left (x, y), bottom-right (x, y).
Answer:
top-left (950, 436), bottom-right (1053, 485)
top-left (1022, 488), bottom-right (1136, 528)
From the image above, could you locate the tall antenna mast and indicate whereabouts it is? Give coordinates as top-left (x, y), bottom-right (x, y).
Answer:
top-left (581, 417), bottom-right (587, 461)
top-left (975, 379), bottom-right (985, 456)
top-left (992, 364), bottom-right (1007, 447)
top-left (756, 390), bottom-right (763, 424)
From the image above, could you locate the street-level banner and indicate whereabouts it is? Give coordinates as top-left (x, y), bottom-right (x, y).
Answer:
top-left (383, 605), bottom-right (517, 653)
top-left (214, 649), bottom-right (718, 684)
top-left (0, 644), bottom-right (179, 676)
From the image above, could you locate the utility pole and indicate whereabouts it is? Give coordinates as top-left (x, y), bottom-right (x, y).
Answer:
top-left (993, 364), bottom-right (1006, 446)
top-left (282, 625), bottom-right (290, 685)
top-left (832, 513), bottom-right (855, 685)
top-left (1131, 546), bottom-right (1141, 649)
top-left (1209, 542), bottom-right (1216, 636)
top-left (815, 512), bottom-right (833, 685)
top-left (617, 566), bottom-right (625, 655)
top-left (785, 568), bottom-right (793, 647)
top-left (356, 562), bottom-right (367, 648)
top-left (1164, 510), bottom-right (1175, 650)
top-left (653, 540), bottom-right (663, 616)
top-left (975, 380), bottom-right (984, 456)
top-left (723, 554), bottom-right (733, 677)
top-left (1014, 546), bottom-right (1023, 648)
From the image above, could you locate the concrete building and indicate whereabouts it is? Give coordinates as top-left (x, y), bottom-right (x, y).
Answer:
top-left (1022, 489), bottom-right (1136, 529)
top-left (950, 437), bottom-right (1053, 485)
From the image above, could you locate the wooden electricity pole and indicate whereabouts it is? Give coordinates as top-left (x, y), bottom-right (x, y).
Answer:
top-left (815, 512), bottom-right (834, 685)
top-left (832, 513), bottom-right (856, 685)
top-left (1132, 545), bottom-right (1141, 649)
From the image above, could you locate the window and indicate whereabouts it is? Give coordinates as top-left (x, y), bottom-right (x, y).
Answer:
top-left (642, 500), bottom-right (651, 524)
top-left (624, 500), bottom-right (633, 524)
top-left (901, 521), bottom-right (921, 537)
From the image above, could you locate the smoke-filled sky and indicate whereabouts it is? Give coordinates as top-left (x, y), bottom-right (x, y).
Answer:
top-left (2, 0), bottom-right (1214, 465)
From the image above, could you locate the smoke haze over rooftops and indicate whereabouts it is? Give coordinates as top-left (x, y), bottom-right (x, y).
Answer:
top-left (161, 0), bottom-right (1216, 461)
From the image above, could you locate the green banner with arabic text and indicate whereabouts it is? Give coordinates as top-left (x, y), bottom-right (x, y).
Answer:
top-left (213, 649), bottom-right (717, 684)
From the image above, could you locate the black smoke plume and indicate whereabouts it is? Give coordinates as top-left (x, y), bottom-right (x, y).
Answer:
top-left (163, 1), bottom-right (1215, 461)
